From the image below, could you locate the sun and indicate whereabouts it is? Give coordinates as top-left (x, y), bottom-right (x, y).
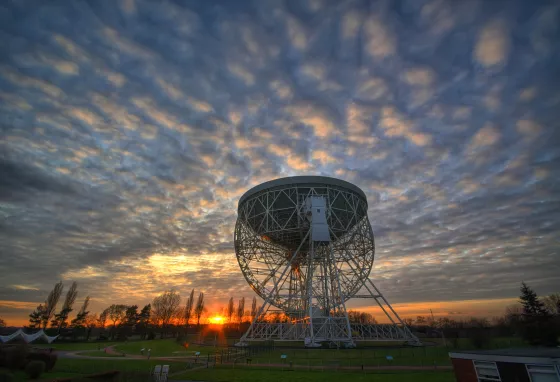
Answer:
top-left (209, 315), bottom-right (225, 325)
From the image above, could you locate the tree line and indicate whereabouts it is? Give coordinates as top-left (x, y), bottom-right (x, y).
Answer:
top-left (22, 285), bottom-right (208, 340)
top-left (2, 281), bottom-right (555, 346)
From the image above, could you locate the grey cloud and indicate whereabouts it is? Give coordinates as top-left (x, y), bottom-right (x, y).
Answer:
top-left (0, 0), bottom-right (559, 321)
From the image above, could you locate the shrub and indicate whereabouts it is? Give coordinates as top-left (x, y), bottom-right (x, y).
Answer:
top-left (146, 331), bottom-right (155, 340)
top-left (0, 370), bottom-right (14, 382)
top-left (25, 360), bottom-right (46, 379)
top-left (176, 334), bottom-right (186, 343)
top-left (27, 351), bottom-right (58, 371)
top-left (469, 329), bottom-right (491, 349)
top-left (2, 345), bottom-right (28, 370)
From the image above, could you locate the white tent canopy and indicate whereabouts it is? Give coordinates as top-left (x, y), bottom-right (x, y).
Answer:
top-left (0, 329), bottom-right (58, 344)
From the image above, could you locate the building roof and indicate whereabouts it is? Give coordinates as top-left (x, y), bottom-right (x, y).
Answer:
top-left (450, 347), bottom-right (560, 363)
top-left (0, 329), bottom-right (58, 344)
top-left (239, 176), bottom-right (367, 206)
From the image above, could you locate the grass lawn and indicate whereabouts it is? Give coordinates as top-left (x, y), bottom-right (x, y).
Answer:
top-left (173, 367), bottom-right (455, 382)
top-left (33, 341), bottom-right (116, 351)
top-left (243, 346), bottom-right (452, 367)
top-left (76, 350), bottom-right (126, 357)
top-left (114, 338), bottom-right (223, 357)
top-left (2, 359), bottom-right (190, 382)
top-left (51, 358), bottom-right (189, 375)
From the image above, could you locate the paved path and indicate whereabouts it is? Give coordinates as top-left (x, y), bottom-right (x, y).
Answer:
top-left (222, 362), bottom-right (452, 371)
top-left (56, 347), bottom-right (452, 375)
top-left (57, 346), bottom-right (199, 363)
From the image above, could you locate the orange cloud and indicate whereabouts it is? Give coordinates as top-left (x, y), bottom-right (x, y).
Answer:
top-left (364, 15), bottom-right (396, 58)
top-left (357, 298), bottom-right (518, 323)
top-left (475, 19), bottom-right (509, 67)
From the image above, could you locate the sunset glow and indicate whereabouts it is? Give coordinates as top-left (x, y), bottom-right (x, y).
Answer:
top-left (208, 316), bottom-right (225, 325)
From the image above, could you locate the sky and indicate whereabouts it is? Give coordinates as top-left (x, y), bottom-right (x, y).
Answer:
top-left (0, 0), bottom-right (559, 326)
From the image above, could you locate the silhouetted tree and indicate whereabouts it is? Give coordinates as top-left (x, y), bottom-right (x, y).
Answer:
top-left (70, 296), bottom-right (90, 329)
top-left (520, 282), bottom-right (549, 317)
top-left (403, 318), bottom-right (414, 327)
top-left (0, 317), bottom-right (5, 328)
top-left (152, 290), bottom-right (181, 338)
top-left (519, 282), bottom-right (557, 345)
top-left (124, 305), bottom-right (139, 327)
top-left (97, 308), bottom-right (109, 329)
top-left (194, 292), bottom-right (205, 327)
top-left (52, 282), bottom-right (79, 333)
top-left (236, 297), bottom-right (245, 326)
top-left (542, 293), bottom-right (560, 315)
top-left (28, 304), bottom-right (45, 329)
top-left (226, 297), bottom-right (234, 325)
top-left (107, 304), bottom-right (127, 339)
top-left (137, 304), bottom-right (151, 339)
top-left (184, 289), bottom-right (195, 328)
top-left (348, 310), bottom-right (377, 324)
top-left (503, 304), bottom-right (523, 333)
top-left (250, 297), bottom-right (258, 322)
top-left (84, 313), bottom-right (98, 341)
top-left (42, 281), bottom-right (64, 329)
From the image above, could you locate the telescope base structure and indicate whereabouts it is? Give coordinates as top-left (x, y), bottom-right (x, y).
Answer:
top-left (236, 280), bottom-right (422, 347)
top-left (234, 179), bottom-right (421, 348)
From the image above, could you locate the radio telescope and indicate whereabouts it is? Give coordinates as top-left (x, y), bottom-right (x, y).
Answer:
top-left (234, 176), bottom-right (420, 347)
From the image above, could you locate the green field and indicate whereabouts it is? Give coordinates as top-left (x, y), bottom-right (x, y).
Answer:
top-left (0, 336), bottom-right (529, 381)
top-left (76, 350), bottom-right (125, 357)
top-left (33, 341), bottom-right (117, 351)
top-left (228, 346), bottom-right (451, 367)
top-left (173, 367), bottom-right (455, 382)
top-left (114, 338), bottom-right (219, 357)
top-left (2, 358), bottom-right (188, 381)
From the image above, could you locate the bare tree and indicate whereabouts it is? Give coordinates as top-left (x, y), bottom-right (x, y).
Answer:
top-left (70, 296), bottom-right (90, 329)
top-left (106, 304), bottom-right (127, 339)
top-left (29, 304), bottom-right (45, 329)
top-left (416, 316), bottom-right (427, 325)
top-left (348, 310), bottom-right (377, 324)
top-left (97, 308), bottom-right (109, 329)
top-left (403, 318), bottom-right (414, 327)
top-left (542, 293), bottom-right (560, 315)
top-left (152, 290), bottom-right (181, 338)
top-left (77, 296), bottom-right (90, 316)
top-left (251, 297), bottom-right (258, 321)
top-left (42, 281), bottom-right (64, 329)
top-left (194, 292), bottom-right (205, 327)
top-left (84, 313), bottom-right (98, 341)
top-left (0, 317), bottom-right (5, 328)
top-left (236, 297), bottom-right (245, 326)
top-left (184, 289), bottom-right (195, 327)
top-left (53, 281), bottom-right (79, 333)
top-left (107, 304), bottom-right (127, 327)
top-left (226, 297), bottom-right (234, 325)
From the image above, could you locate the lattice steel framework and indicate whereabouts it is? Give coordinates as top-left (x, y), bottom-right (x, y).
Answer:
top-left (234, 177), bottom-right (420, 347)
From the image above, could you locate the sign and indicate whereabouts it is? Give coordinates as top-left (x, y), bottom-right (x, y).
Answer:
top-left (386, 356), bottom-right (393, 361)
top-left (195, 352), bottom-right (200, 356)
top-left (280, 354), bottom-right (287, 359)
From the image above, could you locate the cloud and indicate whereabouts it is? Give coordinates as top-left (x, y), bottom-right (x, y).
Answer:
top-left (0, 0), bottom-right (558, 325)
top-left (285, 102), bottom-right (338, 139)
top-left (474, 19), bottom-right (510, 67)
top-left (363, 15), bottom-right (396, 59)
top-left (467, 123), bottom-right (500, 151)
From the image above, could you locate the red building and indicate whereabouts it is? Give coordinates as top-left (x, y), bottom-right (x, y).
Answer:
top-left (449, 348), bottom-right (560, 382)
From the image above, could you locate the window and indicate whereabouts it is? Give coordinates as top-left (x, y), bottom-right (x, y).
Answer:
top-left (526, 364), bottom-right (560, 382)
top-left (474, 361), bottom-right (501, 382)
